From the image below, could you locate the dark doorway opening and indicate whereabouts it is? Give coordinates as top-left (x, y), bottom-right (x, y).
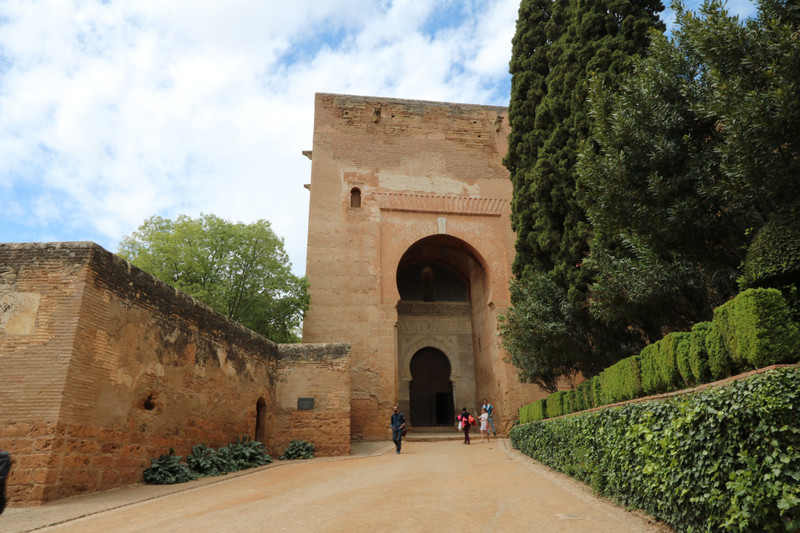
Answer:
top-left (255, 397), bottom-right (267, 443)
top-left (409, 348), bottom-right (454, 426)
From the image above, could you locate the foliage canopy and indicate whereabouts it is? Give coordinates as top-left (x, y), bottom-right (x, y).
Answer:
top-left (119, 213), bottom-right (309, 343)
top-left (504, 0), bottom-right (800, 385)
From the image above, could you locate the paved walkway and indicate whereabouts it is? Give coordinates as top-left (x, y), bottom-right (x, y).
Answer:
top-left (2, 437), bottom-right (674, 533)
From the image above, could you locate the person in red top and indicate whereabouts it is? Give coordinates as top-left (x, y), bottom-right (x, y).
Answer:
top-left (458, 407), bottom-right (472, 444)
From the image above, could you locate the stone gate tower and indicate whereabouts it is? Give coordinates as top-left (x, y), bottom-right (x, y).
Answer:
top-left (302, 93), bottom-right (541, 440)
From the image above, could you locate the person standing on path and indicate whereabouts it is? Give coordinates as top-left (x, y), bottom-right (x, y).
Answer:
top-left (390, 405), bottom-right (406, 454)
top-left (479, 407), bottom-right (490, 442)
top-left (458, 407), bottom-right (472, 444)
top-left (482, 399), bottom-right (496, 436)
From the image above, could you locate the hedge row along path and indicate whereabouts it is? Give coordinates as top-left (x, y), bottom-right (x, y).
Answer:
top-left (4, 438), bottom-right (673, 533)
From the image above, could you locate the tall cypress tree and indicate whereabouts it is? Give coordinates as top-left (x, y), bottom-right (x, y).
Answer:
top-left (505, 0), bottom-right (558, 275)
top-left (502, 0), bottom-right (664, 386)
top-left (508, 0), bottom-right (664, 302)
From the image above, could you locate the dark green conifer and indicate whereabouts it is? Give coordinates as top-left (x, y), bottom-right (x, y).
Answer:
top-left (503, 0), bottom-right (664, 387)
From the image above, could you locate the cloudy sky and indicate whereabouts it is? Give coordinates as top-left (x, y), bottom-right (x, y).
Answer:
top-left (0, 0), bottom-right (756, 275)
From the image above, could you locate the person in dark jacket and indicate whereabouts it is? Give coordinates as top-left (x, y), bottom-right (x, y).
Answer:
top-left (390, 405), bottom-right (406, 454)
top-left (0, 449), bottom-right (11, 515)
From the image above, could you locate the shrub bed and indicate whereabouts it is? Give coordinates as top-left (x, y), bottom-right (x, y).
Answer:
top-left (143, 436), bottom-right (272, 484)
top-left (279, 440), bottom-right (315, 460)
top-left (511, 367), bottom-right (800, 532)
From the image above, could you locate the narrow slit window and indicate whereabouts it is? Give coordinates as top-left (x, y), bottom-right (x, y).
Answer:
top-left (350, 187), bottom-right (362, 208)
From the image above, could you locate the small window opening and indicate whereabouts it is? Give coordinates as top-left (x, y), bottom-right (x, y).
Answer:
top-left (143, 393), bottom-right (156, 411)
top-left (350, 187), bottom-right (362, 208)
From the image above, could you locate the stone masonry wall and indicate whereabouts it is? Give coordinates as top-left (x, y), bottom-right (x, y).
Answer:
top-left (0, 242), bottom-right (349, 506)
top-left (275, 343), bottom-right (351, 457)
top-left (303, 93), bottom-right (544, 439)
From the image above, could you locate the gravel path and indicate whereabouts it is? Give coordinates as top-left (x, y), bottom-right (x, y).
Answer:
top-left (2, 438), bottom-right (674, 533)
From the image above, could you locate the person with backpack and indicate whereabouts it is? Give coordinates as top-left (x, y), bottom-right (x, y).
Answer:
top-left (482, 399), bottom-right (496, 436)
top-left (458, 407), bottom-right (473, 444)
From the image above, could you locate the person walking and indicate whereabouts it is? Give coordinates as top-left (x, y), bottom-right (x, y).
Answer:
top-left (482, 398), bottom-right (496, 436)
top-left (390, 405), bottom-right (406, 454)
top-left (458, 407), bottom-right (472, 444)
top-left (479, 407), bottom-right (490, 442)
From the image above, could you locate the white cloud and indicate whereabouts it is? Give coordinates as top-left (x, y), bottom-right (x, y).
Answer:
top-left (0, 0), bottom-right (517, 275)
top-left (0, 0), bottom-right (756, 274)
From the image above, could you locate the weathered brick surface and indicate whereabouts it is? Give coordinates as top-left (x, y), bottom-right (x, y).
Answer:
top-left (0, 242), bottom-right (351, 505)
top-left (275, 343), bottom-right (351, 456)
top-left (302, 94), bottom-right (544, 439)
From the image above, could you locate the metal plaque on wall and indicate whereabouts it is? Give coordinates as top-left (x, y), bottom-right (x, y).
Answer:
top-left (297, 397), bottom-right (314, 410)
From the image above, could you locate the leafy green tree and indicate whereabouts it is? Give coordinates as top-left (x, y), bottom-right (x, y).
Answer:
top-left (577, 0), bottom-right (800, 341)
top-left (119, 214), bottom-right (309, 343)
top-left (500, 273), bottom-right (585, 392)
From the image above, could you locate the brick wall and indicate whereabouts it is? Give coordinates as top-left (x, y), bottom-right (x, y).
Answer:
top-left (275, 343), bottom-right (351, 456)
top-left (303, 93), bottom-right (543, 439)
top-left (0, 242), bottom-right (350, 506)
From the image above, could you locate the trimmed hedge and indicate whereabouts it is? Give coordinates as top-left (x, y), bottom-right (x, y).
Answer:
top-left (711, 288), bottom-right (800, 371)
top-left (600, 355), bottom-right (642, 404)
top-left (516, 288), bottom-right (800, 421)
top-left (689, 321), bottom-right (712, 384)
top-left (740, 216), bottom-right (800, 290)
top-left (511, 367), bottom-right (800, 532)
top-left (674, 332), bottom-right (692, 386)
top-left (639, 343), bottom-right (663, 395)
top-left (546, 391), bottom-right (566, 418)
top-left (519, 401), bottom-right (547, 424)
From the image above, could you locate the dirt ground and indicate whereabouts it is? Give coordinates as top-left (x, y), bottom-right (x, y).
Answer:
top-left (2, 437), bottom-right (674, 533)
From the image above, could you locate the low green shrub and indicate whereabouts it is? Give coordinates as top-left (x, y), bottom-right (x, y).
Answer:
top-left (280, 440), bottom-right (315, 460)
top-left (572, 386), bottom-right (584, 413)
top-left (564, 390), bottom-right (577, 415)
top-left (707, 318), bottom-right (735, 379)
top-left (222, 436), bottom-right (273, 469)
top-left (186, 443), bottom-right (232, 476)
top-left (520, 400), bottom-right (549, 423)
top-left (144, 437), bottom-right (272, 485)
top-left (600, 356), bottom-right (642, 404)
top-left (143, 449), bottom-right (197, 485)
top-left (689, 321), bottom-right (712, 384)
top-left (511, 367), bottom-right (800, 532)
top-left (575, 380), bottom-right (591, 411)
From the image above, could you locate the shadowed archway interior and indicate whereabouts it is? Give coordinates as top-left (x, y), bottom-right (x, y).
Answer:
top-left (409, 347), bottom-right (454, 426)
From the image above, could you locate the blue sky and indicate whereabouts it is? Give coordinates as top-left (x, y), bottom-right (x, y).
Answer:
top-left (0, 0), bottom-right (757, 275)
